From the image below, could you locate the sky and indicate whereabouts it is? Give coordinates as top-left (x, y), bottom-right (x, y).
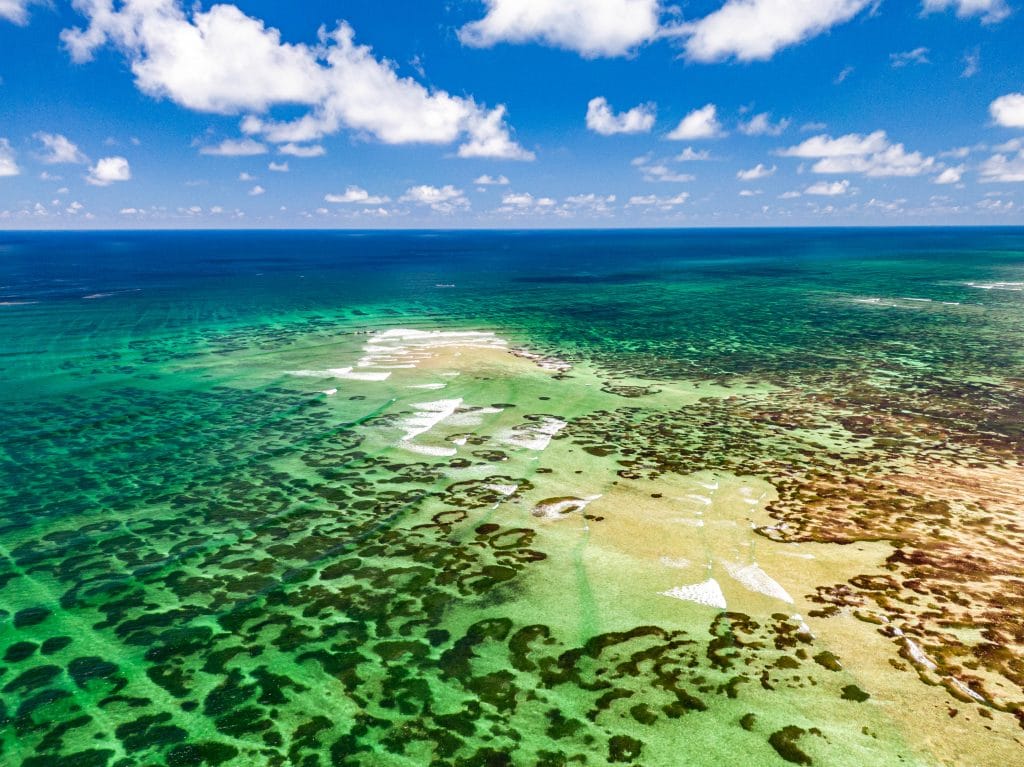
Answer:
top-left (1, 0), bottom-right (1023, 229)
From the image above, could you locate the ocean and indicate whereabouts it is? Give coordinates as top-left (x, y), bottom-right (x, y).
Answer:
top-left (1, 229), bottom-right (1023, 766)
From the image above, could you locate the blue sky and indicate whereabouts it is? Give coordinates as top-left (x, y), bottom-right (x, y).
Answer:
top-left (1, 0), bottom-right (1023, 228)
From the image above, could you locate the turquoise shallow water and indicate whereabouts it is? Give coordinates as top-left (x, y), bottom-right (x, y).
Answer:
top-left (1, 229), bottom-right (1023, 766)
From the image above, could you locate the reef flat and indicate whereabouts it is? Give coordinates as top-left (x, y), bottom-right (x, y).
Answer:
top-left (1, 229), bottom-right (1023, 766)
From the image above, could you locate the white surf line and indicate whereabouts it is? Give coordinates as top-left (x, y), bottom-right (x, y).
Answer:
top-left (399, 442), bottom-right (457, 457)
top-left (966, 281), bottom-right (1024, 291)
top-left (289, 367), bottom-right (392, 381)
top-left (400, 398), bottom-right (463, 442)
top-left (660, 579), bottom-right (727, 610)
top-left (723, 560), bottom-right (794, 604)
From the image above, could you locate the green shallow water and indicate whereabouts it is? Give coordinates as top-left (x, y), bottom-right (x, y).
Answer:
top-left (2, 230), bottom-right (1024, 766)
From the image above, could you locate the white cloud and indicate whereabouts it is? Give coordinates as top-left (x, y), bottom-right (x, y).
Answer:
top-left (976, 197), bottom-right (1015, 212)
top-left (780, 131), bottom-right (889, 158)
top-left (268, 161), bottom-right (289, 172)
top-left (325, 186), bottom-right (390, 204)
top-left (805, 179), bottom-right (851, 196)
top-left (739, 189), bottom-right (763, 196)
top-left (633, 154), bottom-right (696, 182)
top-left (990, 93), bottom-right (1024, 128)
top-left (496, 192), bottom-right (557, 212)
top-left (667, 104), bottom-right (724, 140)
top-left (0, 0), bottom-right (37, 25)
top-left (979, 151), bottom-right (1024, 182)
top-left (278, 143), bottom-right (326, 158)
top-left (779, 190), bottom-right (803, 199)
top-left (675, 147), bottom-right (712, 161)
top-left (458, 0), bottom-right (661, 58)
top-left (564, 193), bottom-right (616, 214)
top-left (738, 112), bottom-right (790, 137)
top-left (239, 172), bottom-right (256, 181)
top-left (922, 0), bottom-right (1011, 24)
top-left (994, 138), bottom-right (1024, 152)
top-left (812, 144), bottom-right (935, 177)
top-left (201, 138), bottom-right (268, 157)
top-left (501, 192), bottom-right (535, 207)
top-left (890, 47), bottom-right (930, 68)
top-left (780, 130), bottom-right (935, 177)
top-left (627, 192), bottom-right (689, 207)
top-left (961, 48), bottom-right (980, 78)
top-left (934, 165), bottom-right (964, 184)
top-left (676, 0), bottom-right (874, 63)
top-left (35, 133), bottom-right (89, 164)
top-left (456, 105), bottom-right (535, 160)
top-left (940, 146), bottom-right (970, 159)
top-left (586, 97), bottom-right (656, 135)
top-left (737, 163), bottom-right (777, 180)
top-left (834, 66), bottom-right (855, 84)
top-left (400, 184), bottom-right (470, 213)
top-left (0, 138), bottom-right (19, 177)
top-left (86, 156), bottom-right (131, 186)
top-left (248, 184), bottom-right (265, 196)
top-left (865, 197), bottom-right (906, 213)
top-left (63, 1), bottom-right (530, 160)
top-left (474, 174), bottom-right (510, 186)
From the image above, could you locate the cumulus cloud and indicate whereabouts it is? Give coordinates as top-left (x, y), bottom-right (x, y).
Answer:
top-left (675, 147), bottom-right (712, 161)
top-left (501, 192), bottom-right (536, 207)
top-left (268, 161), bottom-right (289, 172)
top-left (201, 138), bottom-right (268, 157)
top-left (667, 104), bottom-right (724, 140)
top-left (400, 184), bottom-right (470, 213)
top-left (961, 48), bottom-right (980, 78)
top-left (990, 93), bottom-right (1024, 128)
top-left (779, 130), bottom-right (935, 177)
top-left (834, 66), bottom-right (855, 84)
top-left (495, 192), bottom-right (557, 213)
top-left (805, 179), bottom-right (851, 196)
top-left (62, 1), bottom-right (531, 160)
top-left (676, 0), bottom-right (874, 63)
top-left (458, 0), bottom-right (662, 58)
top-left (474, 174), bottom-right (510, 186)
top-left (0, 138), bottom-right (19, 177)
top-left (278, 143), bottom-right (326, 158)
top-left (586, 97), bottom-right (656, 135)
top-left (0, 0), bottom-right (38, 25)
top-left (737, 163), bottom-right (777, 180)
top-left (811, 145), bottom-right (935, 176)
top-left (35, 133), bottom-right (89, 164)
top-left (627, 192), bottom-right (689, 207)
top-left (979, 151), bottom-right (1024, 182)
top-left (632, 154), bottom-right (696, 182)
top-left (738, 112), bottom-right (790, 136)
top-left (890, 47), bottom-right (930, 68)
top-left (564, 193), bottom-right (617, 214)
top-left (248, 184), bottom-right (265, 196)
top-left (456, 105), bottom-right (535, 160)
top-left (86, 156), bottom-right (131, 186)
top-left (779, 130), bottom-right (888, 158)
top-left (934, 165), bottom-right (964, 184)
top-left (922, 0), bottom-right (1011, 24)
top-left (325, 186), bottom-right (390, 204)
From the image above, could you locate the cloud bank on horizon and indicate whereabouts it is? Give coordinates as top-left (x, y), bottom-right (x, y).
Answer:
top-left (0, 0), bottom-right (1022, 226)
